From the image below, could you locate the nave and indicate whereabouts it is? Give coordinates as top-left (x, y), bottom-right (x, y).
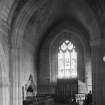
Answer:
top-left (0, 0), bottom-right (105, 105)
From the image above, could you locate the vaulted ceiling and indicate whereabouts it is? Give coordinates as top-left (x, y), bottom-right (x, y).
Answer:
top-left (9, 0), bottom-right (101, 48)
top-left (0, 0), bottom-right (105, 55)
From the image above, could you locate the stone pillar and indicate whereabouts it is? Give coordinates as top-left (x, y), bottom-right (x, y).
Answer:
top-left (10, 47), bottom-right (20, 105)
top-left (91, 40), bottom-right (105, 105)
top-left (0, 47), bottom-right (10, 105)
top-left (0, 66), bottom-right (3, 105)
top-left (0, 13), bottom-right (10, 105)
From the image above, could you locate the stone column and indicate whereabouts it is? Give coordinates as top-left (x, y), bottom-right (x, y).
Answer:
top-left (10, 47), bottom-right (20, 105)
top-left (91, 40), bottom-right (105, 105)
top-left (0, 15), bottom-right (10, 105)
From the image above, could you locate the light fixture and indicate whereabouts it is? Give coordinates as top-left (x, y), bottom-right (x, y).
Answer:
top-left (103, 55), bottom-right (105, 62)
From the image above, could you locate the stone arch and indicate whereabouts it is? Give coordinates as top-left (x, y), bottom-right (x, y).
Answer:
top-left (11, 0), bottom-right (49, 48)
top-left (9, 0), bottom-right (101, 105)
top-left (50, 30), bottom-right (92, 93)
top-left (9, 0), bottom-right (101, 49)
top-left (38, 20), bottom-right (92, 94)
top-left (9, 0), bottom-right (49, 105)
top-left (49, 30), bottom-right (86, 82)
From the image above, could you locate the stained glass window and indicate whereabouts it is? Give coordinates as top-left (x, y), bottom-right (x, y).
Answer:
top-left (58, 40), bottom-right (77, 79)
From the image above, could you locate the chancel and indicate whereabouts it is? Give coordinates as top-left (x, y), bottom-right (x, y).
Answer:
top-left (0, 0), bottom-right (105, 105)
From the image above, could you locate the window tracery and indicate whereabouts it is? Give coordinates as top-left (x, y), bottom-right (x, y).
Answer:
top-left (58, 40), bottom-right (77, 79)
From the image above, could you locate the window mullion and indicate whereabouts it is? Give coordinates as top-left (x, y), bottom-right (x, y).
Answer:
top-left (64, 51), bottom-right (65, 78)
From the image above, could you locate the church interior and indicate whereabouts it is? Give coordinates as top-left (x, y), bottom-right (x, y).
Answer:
top-left (0, 0), bottom-right (105, 105)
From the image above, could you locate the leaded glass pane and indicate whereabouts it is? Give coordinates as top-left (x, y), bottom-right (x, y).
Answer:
top-left (58, 40), bottom-right (77, 79)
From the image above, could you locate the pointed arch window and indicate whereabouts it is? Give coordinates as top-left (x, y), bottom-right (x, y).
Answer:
top-left (58, 40), bottom-right (77, 79)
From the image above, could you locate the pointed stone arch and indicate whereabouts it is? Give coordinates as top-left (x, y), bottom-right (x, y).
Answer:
top-left (8, 0), bottom-right (101, 105)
